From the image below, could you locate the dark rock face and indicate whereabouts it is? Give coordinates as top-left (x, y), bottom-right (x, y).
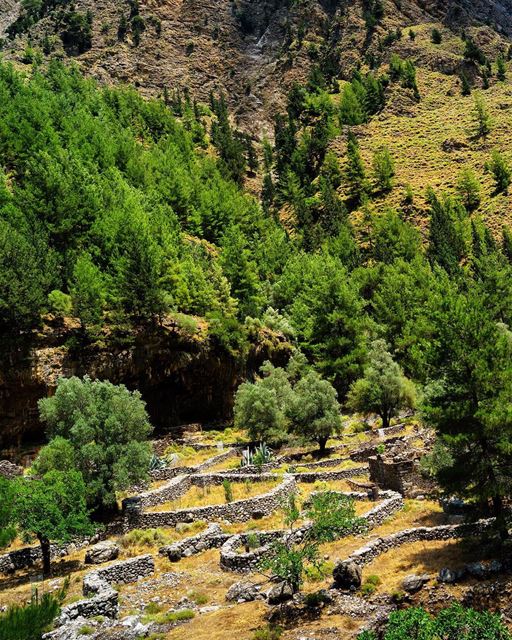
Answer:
top-left (0, 320), bottom-right (290, 457)
top-left (333, 561), bottom-right (362, 590)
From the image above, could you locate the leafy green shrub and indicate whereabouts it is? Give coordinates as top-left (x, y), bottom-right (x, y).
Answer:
top-left (48, 290), bottom-right (72, 317)
top-left (173, 313), bottom-right (199, 336)
top-left (246, 532), bottom-right (260, 550)
top-left (361, 574), bottom-right (381, 595)
top-left (144, 602), bottom-right (163, 615)
top-left (78, 626), bottom-right (94, 635)
top-left (187, 590), bottom-right (208, 605)
top-left (359, 604), bottom-right (512, 640)
top-left (143, 608), bottom-right (195, 625)
top-left (223, 478), bottom-right (233, 503)
top-left (120, 528), bottom-right (170, 548)
top-left (252, 625), bottom-right (282, 640)
top-left (304, 560), bottom-right (334, 581)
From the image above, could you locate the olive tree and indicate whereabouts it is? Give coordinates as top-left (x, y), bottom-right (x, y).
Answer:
top-left (13, 470), bottom-right (94, 576)
top-left (347, 339), bottom-right (416, 429)
top-left (234, 362), bottom-right (293, 444)
top-left (287, 371), bottom-right (342, 453)
top-left (38, 376), bottom-right (153, 512)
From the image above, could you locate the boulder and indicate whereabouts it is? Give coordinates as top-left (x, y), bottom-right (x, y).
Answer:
top-left (226, 581), bottom-right (260, 603)
top-left (267, 581), bottom-right (294, 604)
top-left (333, 561), bottom-right (362, 590)
top-left (438, 568), bottom-right (457, 584)
top-left (167, 548), bottom-right (182, 562)
top-left (85, 541), bottom-right (119, 565)
top-left (402, 574), bottom-right (429, 593)
top-left (466, 562), bottom-right (488, 579)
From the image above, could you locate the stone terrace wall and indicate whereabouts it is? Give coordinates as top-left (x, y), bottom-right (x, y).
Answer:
top-left (124, 474), bottom-right (192, 511)
top-left (220, 529), bottom-right (287, 572)
top-left (292, 466), bottom-right (368, 483)
top-left (220, 490), bottom-right (404, 573)
top-left (129, 474), bottom-right (296, 529)
top-left (343, 519), bottom-right (495, 568)
top-left (160, 523), bottom-right (231, 561)
top-left (57, 555), bottom-right (154, 625)
top-left (149, 447), bottom-right (239, 481)
top-left (0, 540), bottom-right (89, 575)
top-left (83, 554), bottom-right (155, 594)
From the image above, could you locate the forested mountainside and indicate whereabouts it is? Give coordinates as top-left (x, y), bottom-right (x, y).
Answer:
top-left (2, 0), bottom-right (512, 447)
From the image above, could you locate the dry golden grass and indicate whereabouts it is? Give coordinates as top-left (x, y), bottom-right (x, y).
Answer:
top-left (300, 499), bottom-right (445, 593)
top-left (281, 613), bottom-right (362, 640)
top-left (166, 601), bottom-right (268, 640)
top-left (363, 538), bottom-right (478, 594)
top-left (350, 61), bottom-right (512, 238)
top-left (146, 479), bottom-right (279, 512)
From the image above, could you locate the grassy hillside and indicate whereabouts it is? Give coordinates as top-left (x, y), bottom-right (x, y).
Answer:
top-left (343, 22), bottom-right (512, 237)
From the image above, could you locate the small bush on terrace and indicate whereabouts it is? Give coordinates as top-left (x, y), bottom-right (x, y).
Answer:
top-left (120, 528), bottom-right (171, 548)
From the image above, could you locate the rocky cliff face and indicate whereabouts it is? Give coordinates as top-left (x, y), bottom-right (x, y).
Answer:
top-left (0, 318), bottom-right (290, 459)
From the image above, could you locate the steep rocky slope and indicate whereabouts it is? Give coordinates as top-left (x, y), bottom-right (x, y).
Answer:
top-left (2, 0), bottom-right (512, 133)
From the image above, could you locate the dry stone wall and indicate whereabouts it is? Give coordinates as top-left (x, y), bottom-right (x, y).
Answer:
top-left (149, 447), bottom-right (239, 481)
top-left (341, 519), bottom-right (495, 568)
top-left (292, 466), bottom-right (368, 483)
top-left (160, 523), bottom-right (231, 561)
top-left (123, 474), bottom-right (191, 511)
top-left (0, 540), bottom-right (89, 575)
top-left (220, 490), bottom-right (404, 573)
top-left (58, 555), bottom-right (155, 625)
top-left (128, 474), bottom-right (296, 529)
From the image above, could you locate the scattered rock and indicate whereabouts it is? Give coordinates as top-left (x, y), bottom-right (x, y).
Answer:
top-left (267, 581), bottom-right (294, 604)
top-left (402, 574), bottom-right (429, 593)
top-left (226, 581), bottom-right (260, 603)
top-left (333, 561), bottom-right (362, 590)
top-left (466, 562), bottom-right (487, 579)
top-left (438, 567), bottom-right (462, 584)
top-left (85, 541), bottom-right (120, 565)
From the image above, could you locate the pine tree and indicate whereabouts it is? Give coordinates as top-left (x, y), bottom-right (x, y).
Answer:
top-left (372, 146), bottom-right (395, 192)
top-left (220, 225), bottom-right (261, 318)
top-left (345, 133), bottom-right (368, 205)
top-left (427, 189), bottom-right (467, 275)
top-left (431, 28), bottom-right (442, 45)
top-left (460, 72), bottom-right (471, 96)
top-left (456, 167), bottom-right (481, 210)
top-left (488, 150), bottom-right (511, 194)
top-left (71, 253), bottom-right (105, 330)
top-left (502, 226), bottom-right (512, 263)
top-left (473, 93), bottom-right (492, 138)
top-left (497, 55), bottom-right (507, 81)
top-left (339, 84), bottom-right (365, 126)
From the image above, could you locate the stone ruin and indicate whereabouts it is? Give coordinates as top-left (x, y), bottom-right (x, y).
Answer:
top-left (368, 432), bottom-right (436, 497)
